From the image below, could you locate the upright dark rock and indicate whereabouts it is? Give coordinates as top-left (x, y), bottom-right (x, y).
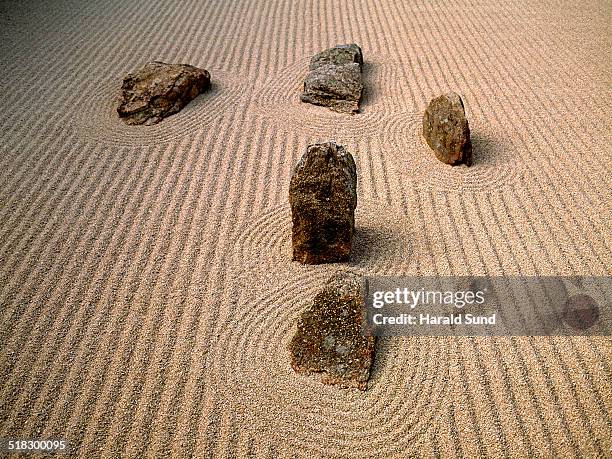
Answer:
top-left (289, 271), bottom-right (375, 391)
top-left (117, 61), bottom-right (211, 125)
top-left (301, 44), bottom-right (364, 114)
top-left (289, 142), bottom-right (357, 264)
top-left (422, 92), bottom-right (472, 166)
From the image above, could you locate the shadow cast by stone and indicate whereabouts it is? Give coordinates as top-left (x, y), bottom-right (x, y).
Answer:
top-left (350, 226), bottom-right (402, 265)
top-left (365, 336), bottom-right (392, 381)
top-left (358, 62), bottom-right (380, 110)
top-left (469, 132), bottom-right (510, 167)
top-left (180, 78), bottom-right (221, 109)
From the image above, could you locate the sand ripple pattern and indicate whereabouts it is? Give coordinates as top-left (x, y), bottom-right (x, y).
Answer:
top-left (2, 0), bottom-right (611, 457)
top-left (233, 199), bottom-right (420, 281)
top-left (251, 55), bottom-right (409, 140)
top-left (380, 113), bottom-right (524, 191)
top-left (208, 269), bottom-right (452, 456)
top-left (251, 56), bottom-right (522, 193)
top-left (67, 70), bottom-right (249, 147)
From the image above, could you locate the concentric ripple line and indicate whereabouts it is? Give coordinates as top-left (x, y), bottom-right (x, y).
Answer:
top-left (0, 0), bottom-right (181, 255)
top-left (83, 18), bottom-right (218, 450)
top-left (0, 0), bottom-right (128, 136)
top-left (439, 0), bottom-right (607, 271)
top-left (473, 2), bottom-right (611, 217)
top-left (158, 103), bottom-right (264, 455)
top-left (397, 1), bottom-right (518, 192)
top-left (224, 200), bottom-right (436, 450)
top-left (211, 271), bottom-right (449, 455)
top-left (74, 0), bottom-right (232, 148)
top-left (1, 0), bottom-right (214, 432)
top-left (1, 2), bottom-right (178, 240)
top-left (0, 0), bottom-right (165, 176)
top-left (0, 0), bottom-right (610, 456)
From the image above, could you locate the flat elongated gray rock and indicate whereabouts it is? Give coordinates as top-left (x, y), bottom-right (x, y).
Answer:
top-left (289, 272), bottom-right (375, 390)
top-left (289, 142), bottom-right (357, 264)
top-left (117, 61), bottom-right (211, 125)
top-left (422, 92), bottom-right (472, 166)
top-left (301, 44), bottom-right (364, 114)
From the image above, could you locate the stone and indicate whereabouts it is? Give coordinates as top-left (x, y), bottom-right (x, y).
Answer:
top-left (117, 61), bottom-right (211, 125)
top-left (301, 63), bottom-right (363, 114)
top-left (301, 44), bottom-right (364, 114)
top-left (422, 92), bottom-right (472, 166)
top-left (289, 142), bottom-right (357, 264)
top-left (309, 43), bottom-right (363, 71)
top-left (289, 272), bottom-right (376, 390)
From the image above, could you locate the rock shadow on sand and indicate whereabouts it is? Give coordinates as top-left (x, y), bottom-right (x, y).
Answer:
top-left (359, 62), bottom-right (382, 110)
top-left (349, 225), bottom-right (414, 271)
top-left (468, 131), bottom-right (512, 168)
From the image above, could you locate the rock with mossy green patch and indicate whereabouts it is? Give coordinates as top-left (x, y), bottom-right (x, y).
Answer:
top-left (289, 272), bottom-right (375, 391)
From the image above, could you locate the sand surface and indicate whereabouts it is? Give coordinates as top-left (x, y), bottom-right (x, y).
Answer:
top-left (1, 0), bottom-right (611, 457)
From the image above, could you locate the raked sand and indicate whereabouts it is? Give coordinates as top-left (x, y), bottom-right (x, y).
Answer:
top-left (0, 0), bottom-right (611, 457)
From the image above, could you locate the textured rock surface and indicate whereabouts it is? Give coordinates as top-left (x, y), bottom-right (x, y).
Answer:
top-left (117, 61), bottom-right (211, 125)
top-left (309, 43), bottom-right (363, 71)
top-left (289, 272), bottom-right (375, 390)
top-left (422, 92), bottom-right (472, 166)
top-left (289, 142), bottom-right (357, 264)
top-left (301, 44), bottom-right (364, 113)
